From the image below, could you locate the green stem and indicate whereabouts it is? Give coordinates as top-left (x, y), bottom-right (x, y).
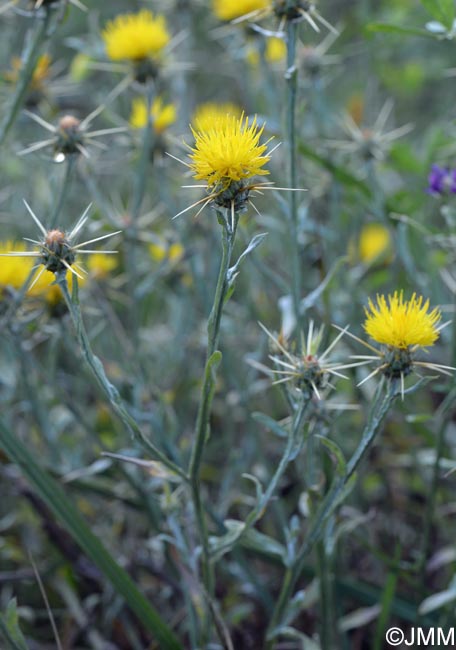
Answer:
top-left (209, 398), bottom-right (311, 562)
top-left (0, 11), bottom-right (52, 146)
top-left (57, 274), bottom-right (187, 481)
top-left (188, 213), bottom-right (237, 639)
top-left (285, 20), bottom-right (301, 327)
top-left (317, 541), bottom-right (334, 650)
top-left (416, 386), bottom-right (456, 609)
top-left (125, 84), bottom-right (155, 394)
top-left (266, 380), bottom-right (398, 647)
top-left (49, 156), bottom-right (76, 229)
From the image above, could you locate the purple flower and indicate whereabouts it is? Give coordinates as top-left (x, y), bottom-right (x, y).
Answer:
top-left (427, 164), bottom-right (456, 195)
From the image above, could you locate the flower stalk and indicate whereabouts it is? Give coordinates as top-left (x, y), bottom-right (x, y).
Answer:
top-left (188, 208), bottom-right (238, 637)
top-left (285, 20), bottom-right (301, 328)
top-left (266, 378), bottom-right (399, 647)
top-left (57, 273), bottom-right (187, 481)
top-left (49, 156), bottom-right (76, 229)
top-left (0, 10), bottom-right (52, 146)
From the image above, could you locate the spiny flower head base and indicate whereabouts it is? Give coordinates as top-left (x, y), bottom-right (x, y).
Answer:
top-left (0, 202), bottom-right (120, 290)
top-left (258, 322), bottom-right (361, 400)
top-left (188, 114), bottom-right (271, 212)
top-left (273, 0), bottom-right (315, 21)
top-left (40, 229), bottom-right (76, 273)
top-left (55, 115), bottom-right (83, 156)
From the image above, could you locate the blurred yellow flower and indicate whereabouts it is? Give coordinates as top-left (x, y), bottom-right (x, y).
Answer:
top-left (346, 93), bottom-right (365, 127)
top-left (70, 53), bottom-right (92, 83)
top-left (364, 292), bottom-right (441, 350)
top-left (246, 37), bottom-right (286, 67)
top-left (149, 241), bottom-right (184, 264)
top-left (266, 37), bottom-right (286, 62)
top-left (188, 113), bottom-right (271, 189)
top-left (0, 242), bottom-right (35, 294)
top-left (0, 242), bottom-right (87, 303)
top-left (130, 97), bottom-right (176, 133)
top-left (86, 253), bottom-right (117, 279)
top-left (102, 10), bottom-right (170, 62)
top-left (192, 102), bottom-right (243, 132)
top-left (212, 0), bottom-right (269, 21)
top-left (358, 223), bottom-right (392, 264)
top-left (4, 54), bottom-right (51, 91)
top-left (41, 271), bottom-right (85, 307)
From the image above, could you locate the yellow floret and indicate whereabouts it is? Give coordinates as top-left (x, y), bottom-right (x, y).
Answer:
top-left (188, 114), bottom-right (271, 188)
top-left (102, 10), bottom-right (170, 62)
top-left (192, 102), bottom-right (243, 132)
top-left (363, 292), bottom-right (441, 349)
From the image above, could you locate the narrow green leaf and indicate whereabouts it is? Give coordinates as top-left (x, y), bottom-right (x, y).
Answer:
top-left (366, 22), bottom-right (433, 37)
top-left (0, 417), bottom-right (182, 650)
top-left (316, 435), bottom-right (347, 477)
top-left (252, 412), bottom-right (289, 438)
top-left (421, 0), bottom-right (455, 30)
top-left (0, 600), bottom-right (28, 650)
top-left (241, 527), bottom-right (287, 562)
top-left (297, 142), bottom-right (372, 197)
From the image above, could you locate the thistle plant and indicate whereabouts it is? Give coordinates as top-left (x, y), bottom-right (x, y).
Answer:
top-left (2, 3), bottom-right (456, 650)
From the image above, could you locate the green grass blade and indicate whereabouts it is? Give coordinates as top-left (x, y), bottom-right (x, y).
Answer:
top-left (0, 600), bottom-right (28, 650)
top-left (0, 417), bottom-right (182, 650)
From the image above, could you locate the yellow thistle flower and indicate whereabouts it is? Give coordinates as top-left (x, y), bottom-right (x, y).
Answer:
top-left (192, 102), bottom-right (243, 132)
top-left (102, 10), bottom-right (170, 62)
top-left (212, 0), bottom-right (270, 21)
top-left (130, 97), bottom-right (176, 133)
top-left (188, 114), bottom-right (271, 189)
top-left (358, 223), bottom-right (392, 264)
top-left (363, 292), bottom-right (441, 350)
top-left (336, 292), bottom-right (453, 397)
top-left (173, 112), bottom-right (304, 219)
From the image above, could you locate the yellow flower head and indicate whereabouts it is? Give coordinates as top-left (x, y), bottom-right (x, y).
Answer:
top-left (212, 0), bottom-right (270, 21)
top-left (102, 10), bottom-right (170, 62)
top-left (130, 97), bottom-right (176, 133)
top-left (192, 102), bottom-right (243, 132)
top-left (188, 113), bottom-right (271, 189)
top-left (358, 223), bottom-right (392, 264)
top-left (363, 292), bottom-right (441, 349)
